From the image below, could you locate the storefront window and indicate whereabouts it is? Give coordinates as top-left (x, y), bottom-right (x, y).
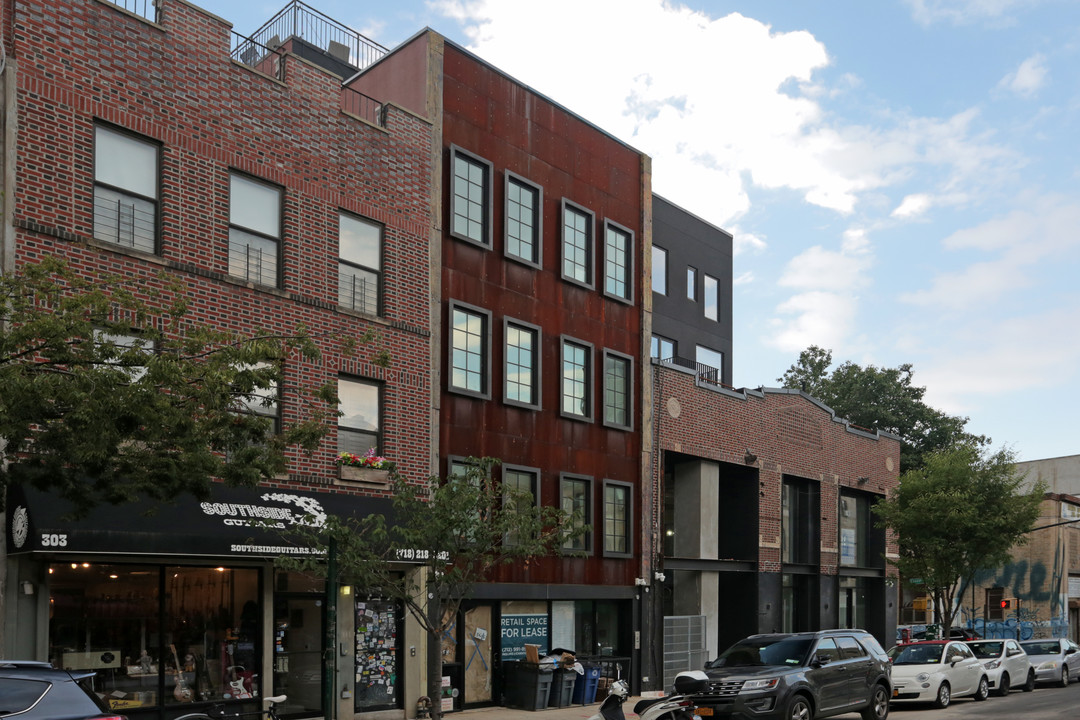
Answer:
top-left (48, 562), bottom-right (260, 712)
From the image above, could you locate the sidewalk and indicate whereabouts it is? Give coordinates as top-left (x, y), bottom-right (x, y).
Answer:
top-left (451, 698), bottom-right (641, 720)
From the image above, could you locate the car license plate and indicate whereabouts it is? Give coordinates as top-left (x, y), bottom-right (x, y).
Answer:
top-left (695, 709), bottom-right (714, 717)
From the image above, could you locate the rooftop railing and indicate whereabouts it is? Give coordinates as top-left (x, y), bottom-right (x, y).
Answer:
top-left (248, 0), bottom-right (388, 72)
top-left (102, 0), bottom-right (158, 23)
top-left (657, 355), bottom-right (726, 388)
top-left (231, 31), bottom-right (285, 81)
top-left (341, 85), bottom-right (384, 126)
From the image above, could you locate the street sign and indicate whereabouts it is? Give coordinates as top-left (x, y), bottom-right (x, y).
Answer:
top-left (910, 578), bottom-right (924, 584)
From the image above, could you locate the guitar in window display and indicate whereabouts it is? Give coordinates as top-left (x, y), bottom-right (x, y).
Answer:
top-left (170, 644), bottom-right (194, 702)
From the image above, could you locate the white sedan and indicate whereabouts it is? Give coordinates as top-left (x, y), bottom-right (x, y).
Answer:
top-left (966, 638), bottom-right (1035, 695)
top-left (1020, 638), bottom-right (1080, 686)
top-left (889, 640), bottom-right (990, 708)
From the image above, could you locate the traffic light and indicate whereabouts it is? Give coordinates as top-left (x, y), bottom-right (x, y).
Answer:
top-left (1000, 599), bottom-right (1011, 609)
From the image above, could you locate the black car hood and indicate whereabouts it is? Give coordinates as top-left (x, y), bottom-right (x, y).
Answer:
top-left (705, 665), bottom-right (800, 680)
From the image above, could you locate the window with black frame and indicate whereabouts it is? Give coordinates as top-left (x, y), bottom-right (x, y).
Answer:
top-left (338, 212), bottom-right (382, 315)
top-left (228, 173), bottom-right (282, 287)
top-left (337, 376), bottom-right (382, 457)
top-left (94, 125), bottom-right (159, 253)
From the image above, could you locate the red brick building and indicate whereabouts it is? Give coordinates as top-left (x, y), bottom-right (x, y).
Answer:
top-left (2, 1), bottom-right (432, 717)
top-left (651, 369), bottom-right (901, 683)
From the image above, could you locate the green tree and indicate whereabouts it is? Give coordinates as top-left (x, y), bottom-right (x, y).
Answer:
top-left (778, 345), bottom-right (986, 471)
top-left (0, 257), bottom-right (369, 510)
top-left (873, 444), bottom-right (1044, 638)
top-left (277, 458), bottom-right (580, 720)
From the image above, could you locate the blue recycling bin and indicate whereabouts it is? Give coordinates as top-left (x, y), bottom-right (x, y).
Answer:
top-left (572, 664), bottom-right (601, 704)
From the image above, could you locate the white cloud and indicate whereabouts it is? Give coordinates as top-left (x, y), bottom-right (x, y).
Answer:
top-left (997, 53), bottom-right (1048, 96)
top-left (733, 271), bottom-right (755, 286)
top-left (732, 229), bottom-right (767, 256)
top-left (919, 305), bottom-right (1080, 414)
top-left (903, 0), bottom-right (1040, 26)
top-left (767, 291), bottom-right (859, 353)
top-left (434, 1), bottom-right (1015, 232)
top-left (900, 197), bottom-right (1080, 309)
top-left (892, 193), bottom-right (933, 218)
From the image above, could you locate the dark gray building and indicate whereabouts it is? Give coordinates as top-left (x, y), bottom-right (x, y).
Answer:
top-left (649, 195), bottom-right (733, 386)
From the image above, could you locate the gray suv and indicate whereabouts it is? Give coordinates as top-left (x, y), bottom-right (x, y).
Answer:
top-left (0, 661), bottom-right (125, 720)
top-left (692, 630), bottom-right (891, 720)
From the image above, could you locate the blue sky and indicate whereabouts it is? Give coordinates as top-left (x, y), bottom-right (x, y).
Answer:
top-left (202, 0), bottom-right (1080, 462)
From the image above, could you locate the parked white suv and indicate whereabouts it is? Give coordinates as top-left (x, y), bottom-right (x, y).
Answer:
top-left (966, 639), bottom-right (1036, 695)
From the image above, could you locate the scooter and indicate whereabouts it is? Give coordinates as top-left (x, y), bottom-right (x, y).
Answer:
top-left (586, 677), bottom-right (631, 720)
top-left (632, 670), bottom-right (710, 720)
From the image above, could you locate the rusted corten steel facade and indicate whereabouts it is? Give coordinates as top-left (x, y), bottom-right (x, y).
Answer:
top-left (438, 43), bottom-right (646, 587)
top-left (356, 29), bottom-right (651, 704)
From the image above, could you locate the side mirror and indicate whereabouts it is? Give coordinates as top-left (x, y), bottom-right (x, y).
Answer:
top-left (811, 654), bottom-right (831, 668)
top-left (1066, 647), bottom-right (1077, 655)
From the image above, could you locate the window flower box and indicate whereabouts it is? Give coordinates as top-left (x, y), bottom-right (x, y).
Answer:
top-left (338, 466), bottom-right (390, 485)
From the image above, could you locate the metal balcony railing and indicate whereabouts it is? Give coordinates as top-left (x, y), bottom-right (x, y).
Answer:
top-left (228, 239), bottom-right (279, 287)
top-left (657, 355), bottom-right (723, 386)
top-left (338, 269), bottom-right (379, 315)
top-left (93, 191), bottom-right (157, 253)
top-left (247, 0), bottom-right (388, 72)
top-left (102, 0), bottom-right (158, 22)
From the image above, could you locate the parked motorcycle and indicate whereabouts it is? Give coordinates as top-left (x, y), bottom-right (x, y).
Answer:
top-left (586, 677), bottom-right (631, 720)
top-left (632, 670), bottom-right (710, 720)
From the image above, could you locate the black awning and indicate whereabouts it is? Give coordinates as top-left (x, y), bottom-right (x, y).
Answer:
top-left (5, 483), bottom-right (394, 559)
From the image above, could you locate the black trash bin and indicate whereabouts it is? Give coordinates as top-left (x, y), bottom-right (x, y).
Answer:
top-left (505, 661), bottom-right (554, 710)
top-left (548, 668), bottom-right (577, 708)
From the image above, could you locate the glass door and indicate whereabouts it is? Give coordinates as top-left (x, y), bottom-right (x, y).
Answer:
top-left (273, 595), bottom-right (324, 716)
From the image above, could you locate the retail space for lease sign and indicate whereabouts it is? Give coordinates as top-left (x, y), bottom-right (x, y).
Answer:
top-left (500, 614), bottom-right (548, 660)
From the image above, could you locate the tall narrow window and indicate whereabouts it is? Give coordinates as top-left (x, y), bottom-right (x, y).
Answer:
top-left (782, 477), bottom-right (820, 566)
top-left (505, 173), bottom-right (542, 266)
top-left (229, 173), bottom-right (282, 287)
top-left (504, 465), bottom-right (540, 545)
top-left (561, 337), bottom-right (593, 420)
top-left (561, 474), bottom-right (593, 552)
top-left (450, 146), bottom-right (492, 247)
top-left (603, 350), bottom-right (633, 430)
top-left (338, 377), bottom-right (381, 456)
top-left (94, 125), bottom-right (159, 253)
top-left (228, 362), bottom-right (280, 458)
top-left (603, 220), bottom-right (634, 302)
top-left (561, 200), bottom-right (595, 288)
top-left (704, 273), bottom-right (719, 321)
top-left (504, 318), bottom-right (540, 409)
top-left (603, 481), bottom-right (632, 556)
top-left (652, 246), bottom-right (667, 295)
top-left (687, 266), bottom-right (697, 301)
top-left (338, 213), bottom-right (382, 315)
top-left (449, 302), bottom-right (491, 398)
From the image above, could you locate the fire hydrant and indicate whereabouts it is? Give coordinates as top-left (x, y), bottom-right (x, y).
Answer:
top-left (415, 695), bottom-right (432, 719)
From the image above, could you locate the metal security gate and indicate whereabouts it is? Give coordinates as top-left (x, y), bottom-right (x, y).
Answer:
top-left (663, 615), bottom-right (708, 689)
